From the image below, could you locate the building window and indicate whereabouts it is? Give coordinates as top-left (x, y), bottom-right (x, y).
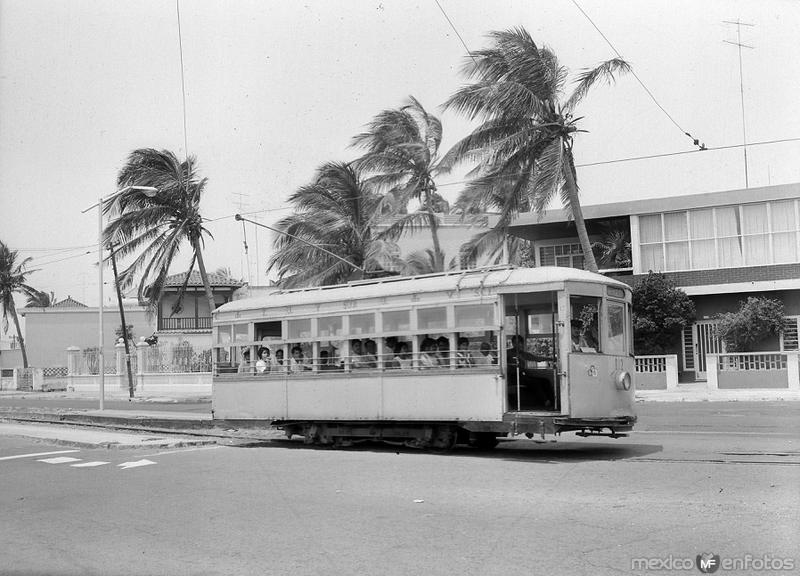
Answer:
top-left (539, 243), bottom-right (585, 269)
top-left (638, 200), bottom-right (800, 272)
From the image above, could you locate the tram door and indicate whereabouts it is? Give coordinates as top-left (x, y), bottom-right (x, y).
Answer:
top-left (504, 292), bottom-right (560, 412)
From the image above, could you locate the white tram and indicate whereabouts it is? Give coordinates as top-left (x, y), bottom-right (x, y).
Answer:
top-left (211, 266), bottom-right (636, 449)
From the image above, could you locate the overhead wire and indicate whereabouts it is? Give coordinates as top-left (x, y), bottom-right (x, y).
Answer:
top-left (569, 0), bottom-right (706, 150)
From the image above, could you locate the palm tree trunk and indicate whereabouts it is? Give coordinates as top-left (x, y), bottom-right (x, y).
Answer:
top-left (424, 188), bottom-right (443, 271)
top-left (193, 243), bottom-right (217, 319)
top-left (8, 299), bottom-right (28, 368)
top-left (563, 155), bottom-right (598, 273)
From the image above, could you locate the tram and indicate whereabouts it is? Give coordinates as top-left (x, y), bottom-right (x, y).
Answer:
top-left (211, 266), bottom-right (636, 449)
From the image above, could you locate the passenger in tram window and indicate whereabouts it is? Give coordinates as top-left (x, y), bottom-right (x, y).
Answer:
top-left (393, 341), bottom-right (413, 369)
top-left (419, 338), bottom-right (440, 369)
top-left (350, 339), bottom-right (371, 369)
top-left (255, 347), bottom-right (272, 374)
top-left (473, 342), bottom-right (495, 365)
top-left (435, 336), bottom-right (450, 367)
top-left (289, 345), bottom-right (311, 373)
top-left (456, 337), bottom-right (475, 368)
top-left (318, 350), bottom-right (339, 371)
top-left (363, 339), bottom-right (378, 368)
top-left (237, 348), bottom-right (253, 374)
top-left (274, 349), bottom-right (285, 372)
top-left (571, 320), bottom-right (598, 353)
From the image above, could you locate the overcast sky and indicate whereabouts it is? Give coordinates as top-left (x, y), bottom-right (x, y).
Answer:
top-left (1, 0), bottom-right (799, 328)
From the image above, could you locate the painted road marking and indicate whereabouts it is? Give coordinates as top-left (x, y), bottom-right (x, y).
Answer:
top-left (0, 450), bottom-right (80, 462)
top-left (38, 456), bottom-right (83, 464)
top-left (117, 459), bottom-right (156, 469)
top-left (71, 461), bottom-right (110, 468)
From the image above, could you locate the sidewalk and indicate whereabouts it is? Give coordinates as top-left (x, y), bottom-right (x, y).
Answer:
top-left (635, 381), bottom-right (800, 402)
top-left (0, 421), bottom-right (216, 449)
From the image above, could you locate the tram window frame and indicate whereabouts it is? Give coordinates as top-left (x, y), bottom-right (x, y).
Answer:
top-left (317, 316), bottom-right (343, 338)
top-left (570, 296), bottom-right (601, 353)
top-left (417, 306), bottom-right (447, 331)
top-left (349, 312), bottom-right (376, 336)
top-left (255, 321), bottom-right (282, 340)
top-left (454, 303), bottom-right (495, 328)
top-left (605, 299), bottom-right (627, 355)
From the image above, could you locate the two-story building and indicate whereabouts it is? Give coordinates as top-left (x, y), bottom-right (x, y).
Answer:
top-left (508, 182), bottom-right (800, 382)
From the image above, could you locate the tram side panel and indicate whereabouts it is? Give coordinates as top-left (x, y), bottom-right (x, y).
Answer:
top-left (213, 370), bottom-right (505, 423)
top-left (213, 379), bottom-right (288, 420)
top-left (567, 354), bottom-right (636, 419)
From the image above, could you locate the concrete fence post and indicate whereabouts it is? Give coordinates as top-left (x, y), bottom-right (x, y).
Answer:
top-left (665, 355), bottom-right (679, 391)
top-left (706, 354), bottom-right (719, 391)
top-left (787, 352), bottom-right (799, 391)
top-left (11, 367), bottom-right (19, 391)
top-left (115, 340), bottom-right (126, 390)
top-left (66, 346), bottom-right (80, 392)
top-left (135, 340), bottom-right (150, 392)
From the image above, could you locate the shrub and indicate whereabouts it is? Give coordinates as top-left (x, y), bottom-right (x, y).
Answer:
top-left (632, 272), bottom-right (695, 355)
top-left (714, 297), bottom-right (784, 352)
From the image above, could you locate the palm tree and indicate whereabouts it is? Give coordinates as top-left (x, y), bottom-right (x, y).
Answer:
top-left (267, 162), bottom-right (401, 288)
top-left (26, 289), bottom-right (55, 308)
top-left (0, 240), bottom-right (37, 367)
top-left (592, 222), bottom-right (632, 269)
top-left (352, 96), bottom-right (448, 272)
top-left (103, 148), bottom-right (216, 316)
top-left (441, 27), bottom-right (630, 272)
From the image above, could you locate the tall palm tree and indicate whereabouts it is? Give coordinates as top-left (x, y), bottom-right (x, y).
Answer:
top-left (352, 96), bottom-right (448, 272)
top-left (103, 148), bottom-right (216, 316)
top-left (441, 27), bottom-right (630, 272)
top-left (267, 162), bottom-right (400, 288)
top-left (0, 240), bottom-right (37, 367)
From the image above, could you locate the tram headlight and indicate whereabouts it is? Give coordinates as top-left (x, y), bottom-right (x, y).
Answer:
top-left (616, 370), bottom-right (632, 391)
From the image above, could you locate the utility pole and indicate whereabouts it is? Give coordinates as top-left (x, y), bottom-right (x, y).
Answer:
top-left (723, 18), bottom-right (755, 188)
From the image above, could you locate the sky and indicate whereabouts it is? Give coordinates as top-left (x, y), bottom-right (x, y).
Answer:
top-left (1, 0), bottom-right (799, 338)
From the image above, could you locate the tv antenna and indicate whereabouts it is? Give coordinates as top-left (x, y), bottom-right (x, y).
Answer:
top-left (723, 18), bottom-right (755, 188)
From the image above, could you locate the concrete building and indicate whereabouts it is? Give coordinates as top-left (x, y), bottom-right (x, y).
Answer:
top-left (508, 182), bottom-right (800, 382)
top-left (20, 296), bottom-right (155, 368)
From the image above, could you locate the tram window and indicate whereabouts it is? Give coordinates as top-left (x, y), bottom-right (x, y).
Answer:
top-left (318, 316), bottom-right (343, 338)
top-left (606, 301), bottom-right (627, 355)
top-left (382, 310), bottom-right (410, 332)
top-left (455, 331), bottom-right (497, 367)
top-left (350, 313), bottom-right (375, 336)
top-left (287, 343), bottom-right (312, 373)
top-left (384, 337), bottom-right (412, 369)
top-left (216, 326), bottom-right (232, 345)
top-left (570, 296), bottom-right (600, 353)
top-left (288, 318), bottom-right (312, 339)
top-left (255, 321), bottom-right (281, 340)
top-left (317, 341), bottom-right (343, 371)
top-left (418, 307), bottom-right (447, 330)
top-left (233, 323), bottom-right (249, 343)
top-left (454, 304), bottom-right (494, 328)
top-left (417, 333), bottom-right (451, 368)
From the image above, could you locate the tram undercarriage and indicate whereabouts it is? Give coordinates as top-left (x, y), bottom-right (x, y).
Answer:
top-left (277, 415), bottom-right (636, 451)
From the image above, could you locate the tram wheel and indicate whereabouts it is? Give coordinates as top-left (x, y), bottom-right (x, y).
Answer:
top-left (469, 432), bottom-right (499, 450)
top-left (428, 426), bottom-right (458, 452)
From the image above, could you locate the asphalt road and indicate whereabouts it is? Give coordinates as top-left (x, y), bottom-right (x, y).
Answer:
top-left (1, 402), bottom-right (798, 576)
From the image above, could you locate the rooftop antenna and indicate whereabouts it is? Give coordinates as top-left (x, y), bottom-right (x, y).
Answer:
top-left (723, 18), bottom-right (755, 188)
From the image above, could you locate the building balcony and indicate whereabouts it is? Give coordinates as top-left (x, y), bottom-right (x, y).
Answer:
top-left (158, 316), bottom-right (212, 331)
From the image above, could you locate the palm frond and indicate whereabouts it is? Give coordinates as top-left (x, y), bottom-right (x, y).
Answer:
top-left (564, 57), bottom-right (631, 112)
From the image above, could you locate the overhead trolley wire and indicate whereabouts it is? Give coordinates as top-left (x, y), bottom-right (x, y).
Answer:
top-left (569, 0), bottom-right (707, 151)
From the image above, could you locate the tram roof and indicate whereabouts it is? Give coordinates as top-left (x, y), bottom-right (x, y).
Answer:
top-left (216, 267), bottom-right (629, 315)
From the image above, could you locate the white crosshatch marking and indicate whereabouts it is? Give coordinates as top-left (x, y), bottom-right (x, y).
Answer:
top-left (117, 459), bottom-right (156, 469)
top-left (71, 461), bottom-right (110, 468)
top-left (38, 457), bottom-right (82, 464)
